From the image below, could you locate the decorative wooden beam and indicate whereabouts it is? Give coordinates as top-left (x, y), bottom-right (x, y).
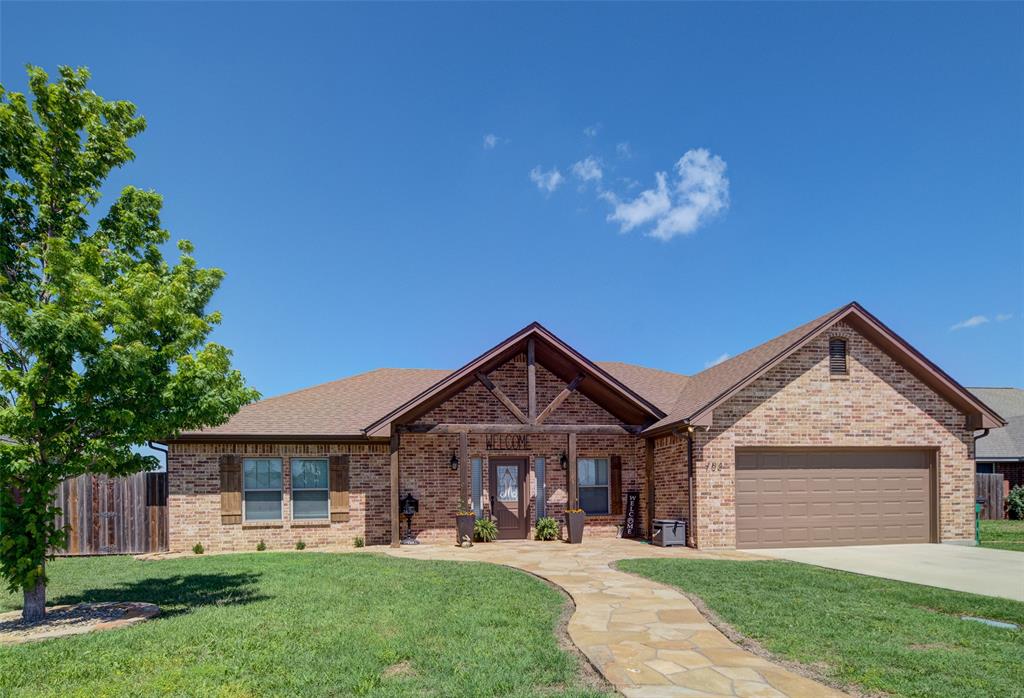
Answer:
top-left (645, 437), bottom-right (655, 539)
top-left (536, 373), bottom-right (585, 425)
top-left (404, 423), bottom-right (640, 435)
top-left (476, 371), bottom-right (529, 424)
top-left (567, 432), bottom-right (578, 509)
top-left (390, 432), bottom-right (400, 548)
top-left (527, 338), bottom-right (537, 424)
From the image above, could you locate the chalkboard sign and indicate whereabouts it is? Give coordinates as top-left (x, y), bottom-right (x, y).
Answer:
top-left (622, 490), bottom-right (640, 538)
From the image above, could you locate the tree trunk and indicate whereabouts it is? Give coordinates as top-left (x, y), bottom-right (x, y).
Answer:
top-left (22, 565), bottom-right (46, 623)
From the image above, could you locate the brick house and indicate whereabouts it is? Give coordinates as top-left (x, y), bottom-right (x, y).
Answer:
top-left (164, 302), bottom-right (1004, 552)
top-left (969, 387), bottom-right (1024, 501)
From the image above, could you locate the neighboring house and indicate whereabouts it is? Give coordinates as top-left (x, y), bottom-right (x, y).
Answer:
top-left (969, 387), bottom-right (1024, 491)
top-left (164, 302), bottom-right (1004, 552)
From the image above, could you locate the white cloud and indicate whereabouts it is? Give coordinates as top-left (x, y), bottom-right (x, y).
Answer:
top-left (705, 353), bottom-right (730, 368)
top-left (996, 313), bottom-right (1014, 322)
top-left (483, 133), bottom-right (499, 150)
top-left (529, 166), bottom-right (564, 193)
top-left (616, 142), bottom-right (632, 158)
top-left (572, 156), bottom-right (603, 183)
top-left (950, 315), bottom-right (989, 331)
top-left (604, 148), bottom-right (729, 240)
top-left (583, 123), bottom-right (601, 137)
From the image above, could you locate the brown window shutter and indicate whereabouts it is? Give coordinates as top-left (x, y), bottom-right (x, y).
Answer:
top-left (330, 454), bottom-right (350, 522)
top-left (610, 455), bottom-right (623, 515)
top-left (219, 455), bottom-right (242, 525)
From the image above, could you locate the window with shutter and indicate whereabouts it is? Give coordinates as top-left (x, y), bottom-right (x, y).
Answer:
top-left (829, 338), bottom-right (848, 375)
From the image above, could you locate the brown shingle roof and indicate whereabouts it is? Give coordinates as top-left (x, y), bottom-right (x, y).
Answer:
top-left (178, 368), bottom-right (450, 440)
top-left (595, 362), bottom-right (690, 412)
top-left (173, 302), bottom-right (1004, 441)
top-left (175, 360), bottom-right (688, 441)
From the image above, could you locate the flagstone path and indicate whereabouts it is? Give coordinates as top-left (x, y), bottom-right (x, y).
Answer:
top-left (384, 538), bottom-right (848, 698)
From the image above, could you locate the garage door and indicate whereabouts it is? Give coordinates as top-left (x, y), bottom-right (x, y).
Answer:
top-left (736, 450), bottom-right (933, 549)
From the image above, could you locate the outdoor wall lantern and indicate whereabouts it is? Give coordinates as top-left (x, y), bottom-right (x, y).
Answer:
top-left (449, 451), bottom-right (460, 471)
top-left (560, 451), bottom-right (568, 470)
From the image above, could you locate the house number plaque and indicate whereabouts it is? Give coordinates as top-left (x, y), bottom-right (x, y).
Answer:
top-left (485, 434), bottom-right (530, 451)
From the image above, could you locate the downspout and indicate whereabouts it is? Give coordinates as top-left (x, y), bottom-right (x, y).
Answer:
top-left (672, 426), bottom-right (697, 549)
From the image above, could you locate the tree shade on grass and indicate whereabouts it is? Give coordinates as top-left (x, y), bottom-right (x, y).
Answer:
top-left (979, 519), bottom-right (1024, 551)
top-left (0, 553), bottom-right (612, 698)
top-left (617, 558), bottom-right (1024, 698)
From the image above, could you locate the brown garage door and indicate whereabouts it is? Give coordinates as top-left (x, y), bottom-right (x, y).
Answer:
top-left (736, 450), bottom-right (933, 549)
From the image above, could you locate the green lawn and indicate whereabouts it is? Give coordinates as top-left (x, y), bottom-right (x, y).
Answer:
top-left (0, 553), bottom-right (611, 697)
top-left (979, 518), bottom-right (1024, 551)
top-left (618, 558), bottom-right (1024, 698)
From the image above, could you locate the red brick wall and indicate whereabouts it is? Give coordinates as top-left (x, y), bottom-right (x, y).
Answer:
top-left (688, 322), bottom-right (976, 549)
top-left (652, 433), bottom-right (689, 522)
top-left (167, 442), bottom-right (391, 552)
top-left (993, 463), bottom-right (1024, 493)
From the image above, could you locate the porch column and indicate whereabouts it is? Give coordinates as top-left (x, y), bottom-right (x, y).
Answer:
top-left (458, 431), bottom-right (469, 507)
top-left (390, 432), bottom-right (400, 548)
top-left (567, 432), bottom-right (577, 509)
top-left (645, 437), bottom-right (655, 539)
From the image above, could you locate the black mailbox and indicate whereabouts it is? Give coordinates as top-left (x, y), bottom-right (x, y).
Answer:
top-left (401, 493), bottom-right (419, 516)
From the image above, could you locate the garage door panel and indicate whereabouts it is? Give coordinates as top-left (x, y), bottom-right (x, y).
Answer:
top-left (736, 450), bottom-right (932, 548)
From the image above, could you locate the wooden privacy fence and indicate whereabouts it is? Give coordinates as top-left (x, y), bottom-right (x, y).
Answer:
top-left (975, 472), bottom-right (1005, 520)
top-left (52, 472), bottom-right (168, 555)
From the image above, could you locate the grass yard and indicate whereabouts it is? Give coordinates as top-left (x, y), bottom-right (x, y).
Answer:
top-left (618, 558), bottom-right (1024, 698)
top-left (979, 518), bottom-right (1024, 551)
top-left (0, 553), bottom-right (611, 698)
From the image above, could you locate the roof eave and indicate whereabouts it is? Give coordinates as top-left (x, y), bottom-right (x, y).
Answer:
top-left (167, 433), bottom-right (388, 444)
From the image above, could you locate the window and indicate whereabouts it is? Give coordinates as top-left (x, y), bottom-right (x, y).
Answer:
top-left (829, 338), bottom-right (848, 375)
top-left (577, 457), bottom-right (609, 515)
top-left (976, 463), bottom-right (995, 474)
top-left (243, 458), bottom-right (282, 521)
top-left (471, 457), bottom-right (483, 517)
top-left (291, 458), bottom-right (329, 519)
top-left (535, 457), bottom-right (546, 518)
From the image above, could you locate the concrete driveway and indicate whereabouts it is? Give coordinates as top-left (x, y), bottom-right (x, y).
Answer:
top-left (756, 544), bottom-right (1024, 601)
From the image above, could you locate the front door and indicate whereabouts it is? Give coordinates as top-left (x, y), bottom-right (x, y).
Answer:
top-left (490, 458), bottom-right (527, 539)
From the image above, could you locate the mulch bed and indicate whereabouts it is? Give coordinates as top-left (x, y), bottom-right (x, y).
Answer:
top-left (0, 602), bottom-right (159, 645)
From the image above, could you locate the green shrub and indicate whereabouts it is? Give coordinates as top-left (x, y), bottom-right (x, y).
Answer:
top-left (474, 517), bottom-right (498, 542)
top-left (256, 540), bottom-right (267, 552)
top-left (295, 540), bottom-right (306, 551)
top-left (1008, 486), bottom-right (1024, 520)
top-left (192, 542), bottom-right (204, 555)
top-left (534, 517), bottom-right (559, 541)
top-left (353, 536), bottom-right (365, 548)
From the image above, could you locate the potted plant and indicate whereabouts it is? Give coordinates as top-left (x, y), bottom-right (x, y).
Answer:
top-left (565, 508), bottom-right (585, 544)
top-left (474, 517), bottom-right (498, 542)
top-left (534, 516), bottom-right (559, 541)
top-left (455, 497), bottom-right (476, 546)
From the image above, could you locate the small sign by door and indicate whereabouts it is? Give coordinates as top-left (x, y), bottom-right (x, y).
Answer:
top-left (622, 490), bottom-right (640, 538)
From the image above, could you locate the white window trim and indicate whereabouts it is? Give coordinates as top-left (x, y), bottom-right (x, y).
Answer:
top-left (291, 458), bottom-right (330, 521)
top-left (577, 457), bottom-right (611, 516)
top-left (243, 457), bottom-right (283, 522)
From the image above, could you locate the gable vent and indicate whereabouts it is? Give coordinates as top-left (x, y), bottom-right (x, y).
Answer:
top-left (829, 338), bottom-right (848, 375)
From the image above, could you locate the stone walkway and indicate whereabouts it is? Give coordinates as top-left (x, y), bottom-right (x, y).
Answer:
top-left (384, 538), bottom-right (847, 698)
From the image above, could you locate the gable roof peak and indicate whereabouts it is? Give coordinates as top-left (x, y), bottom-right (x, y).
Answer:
top-left (645, 301), bottom-right (1004, 434)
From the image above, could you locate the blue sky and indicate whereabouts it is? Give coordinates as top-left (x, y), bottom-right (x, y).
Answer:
top-left (3, 2), bottom-right (1022, 404)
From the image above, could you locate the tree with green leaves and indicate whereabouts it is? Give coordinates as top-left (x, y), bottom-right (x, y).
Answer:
top-left (0, 66), bottom-right (258, 621)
